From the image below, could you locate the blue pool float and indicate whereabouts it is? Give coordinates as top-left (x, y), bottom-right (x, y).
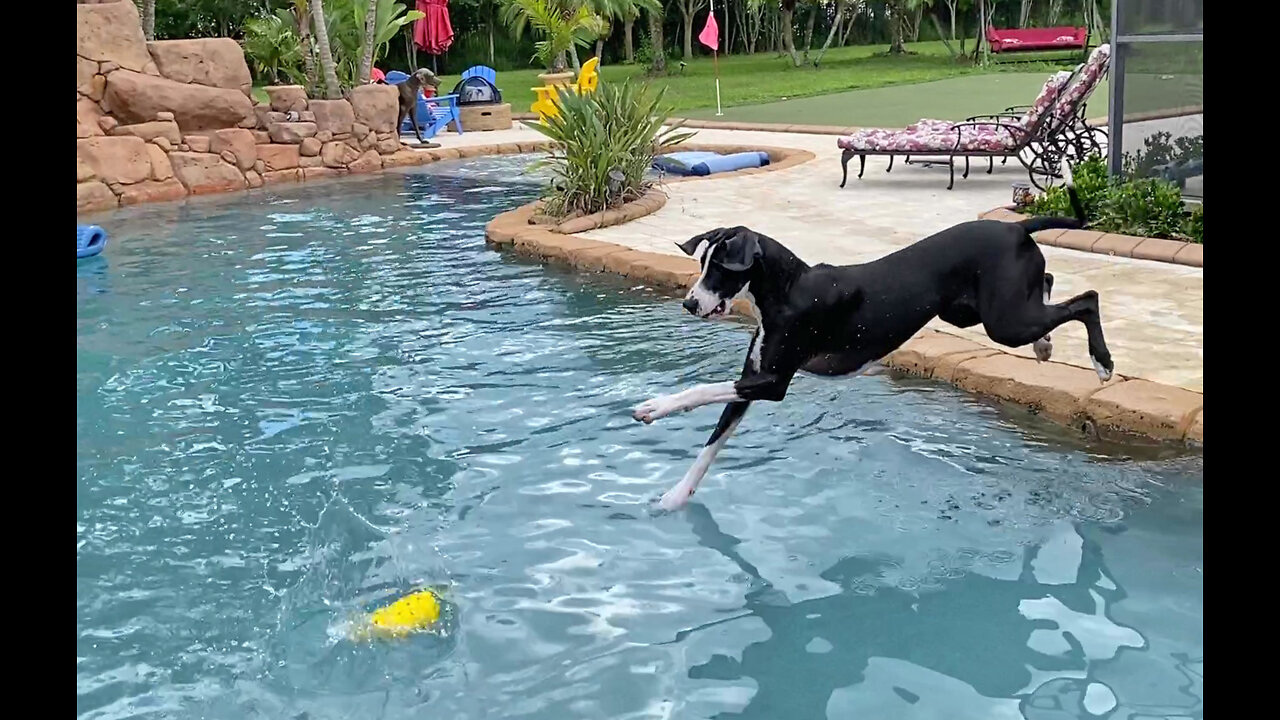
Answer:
top-left (78, 225), bottom-right (108, 259)
top-left (653, 151), bottom-right (771, 177)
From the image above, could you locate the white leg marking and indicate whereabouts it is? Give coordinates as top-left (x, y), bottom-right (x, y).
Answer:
top-left (743, 291), bottom-right (763, 372)
top-left (658, 416), bottom-right (744, 511)
top-left (1033, 285), bottom-right (1053, 362)
top-left (633, 382), bottom-right (742, 423)
top-left (1090, 355), bottom-right (1113, 383)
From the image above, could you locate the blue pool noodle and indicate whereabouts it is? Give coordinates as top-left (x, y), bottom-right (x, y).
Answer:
top-left (78, 225), bottom-right (108, 259)
top-left (653, 151), bottom-right (771, 177)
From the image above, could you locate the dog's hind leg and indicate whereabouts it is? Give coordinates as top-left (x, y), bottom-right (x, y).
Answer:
top-left (658, 401), bottom-right (751, 511)
top-left (1032, 273), bottom-right (1054, 362)
top-left (982, 289), bottom-right (1114, 382)
top-left (408, 101), bottom-right (424, 143)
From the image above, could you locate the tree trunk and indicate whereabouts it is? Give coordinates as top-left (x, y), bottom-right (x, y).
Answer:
top-left (569, 44), bottom-right (582, 72)
top-left (647, 7), bottom-right (666, 73)
top-left (683, 8), bottom-right (694, 60)
top-left (301, 11), bottom-right (319, 93)
top-left (802, 2), bottom-right (817, 60)
top-left (1048, 0), bottom-right (1063, 25)
top-left (889, 4), bottom-right (907, 54)
top-left (930, 12), bottom-right (958, 57)
top-left (1019, 0), bottom-right (1034, 28)
top-left (624, 17), bottom-right (635, 63)
top-left (488, 2), bottom-right (496, 64)
top-left (780, 2), bottom-right (801, 66)
top-left (358, 0), bottom-right (378, 84)
top-left (311, 0), bottom-right (342, 99)
top-left (142, 0), bottom-right (155, 40)
top-left (842, 10), bottom-right (857, 45)
top-left (812, 0), bottom-right (844, 66)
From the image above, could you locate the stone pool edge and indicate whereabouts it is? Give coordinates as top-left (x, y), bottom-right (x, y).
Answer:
top-left (980, 207), bottom-right (1203, 268)
top-left (486, 203), bottom-right (1204, 447)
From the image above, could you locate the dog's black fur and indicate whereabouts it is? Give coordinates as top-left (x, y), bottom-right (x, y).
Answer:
top-left (396, 68), bottom-right (443, 143)
top-left (636, 184), bottom-right (1110, 509)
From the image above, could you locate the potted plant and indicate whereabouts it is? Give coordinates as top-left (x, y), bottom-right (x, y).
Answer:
top-left (501, 0), bottom-right (603, 86)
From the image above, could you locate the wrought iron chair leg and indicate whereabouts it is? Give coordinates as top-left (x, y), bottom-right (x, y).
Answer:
top-left (987, 157), bottom-right (994, 174)
top-left (947, 157), bottom-right (955, 190)
top-left (840, 148), bottom-right (852, 188)
top-left (858, 154), bottom-right (867, 179)
top-left (887, 155), bottom-right (895, 172)
top-left (962, 156), bottom-right (971, 179)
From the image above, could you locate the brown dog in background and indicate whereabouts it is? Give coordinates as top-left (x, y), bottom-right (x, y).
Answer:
top-left (396, 68), bottom-right (443, 144)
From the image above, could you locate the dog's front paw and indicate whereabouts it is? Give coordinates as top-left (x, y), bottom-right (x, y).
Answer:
top-left (633, 396), bottom-right (675, 424)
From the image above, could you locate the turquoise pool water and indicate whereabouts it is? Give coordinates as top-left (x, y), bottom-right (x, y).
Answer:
top-left (77, 157), bottom-right (1202, 720)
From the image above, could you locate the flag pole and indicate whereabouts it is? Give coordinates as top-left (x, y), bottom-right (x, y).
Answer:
top-left (710, 0), bottom-right (722, 115)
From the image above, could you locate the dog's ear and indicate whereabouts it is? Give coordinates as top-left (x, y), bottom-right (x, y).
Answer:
top-left (714, 228), bottom-right (762, 272)
top-left (676, 228), bottom-right (723, 257)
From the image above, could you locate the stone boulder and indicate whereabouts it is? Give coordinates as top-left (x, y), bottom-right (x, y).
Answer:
top-left (265, 85), bottom-right (309, 113)
top-left (76, 0), bottom-right (154, 73)
top-left (321, 140), bottom-right (360, 168)
top-left (210, 128), bottom-right (258, 171)
top-left (78, 136), bottom-right (151, 186)
top-left (348, 149), bottom-right (384, 174)
top-left (268, 122), bottom-right (317, 144)
top-left (78, 181), bottom-right (118, 213)
top-left (307, 99), bottom-right (355, 136)
top-left (110, 120), bottom-right (182, 145)
top-left (257, 144), bottom-right (301, 171)
top-left (78, 98), bottom-right (105, 138)
top-left (146, 38), bottom-right (253, 96)
top-left (169, 152), bottom-right (248, 195)
top-left (77, 57), bottom-right (98, 96)
top-left (120, 178), bottom-right (188, 206)
top-left (104, 69), bottom-right (255, 132)
top-left (348, 84), bottom-right (399, 134)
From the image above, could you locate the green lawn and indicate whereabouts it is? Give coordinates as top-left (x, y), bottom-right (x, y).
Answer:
top-left (478, 40), bottom-right (1078, 116)
top-left (252, 40), bottom-right (1102, 129)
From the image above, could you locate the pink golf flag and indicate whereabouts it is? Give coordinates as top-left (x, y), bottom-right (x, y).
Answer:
top-left (698, 11), bottom-right (719, 52)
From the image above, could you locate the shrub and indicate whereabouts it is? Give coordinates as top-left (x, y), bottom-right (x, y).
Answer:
top-left (525, 80), bottom-right (694, 218)
top-left (1026, 154), bottom-right (1202, 244)
top-left (242, 11), bottom-right (306, 86)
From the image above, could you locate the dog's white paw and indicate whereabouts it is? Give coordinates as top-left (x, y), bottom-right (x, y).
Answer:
top-left (633, 396), bottom-right (676, 424)
top-left (1033, 337), bottom-right (1053, 362)
top-left (1091, 355), bottom-right (1114, 383)
top-left (657, 482), bottom-right (695, 511)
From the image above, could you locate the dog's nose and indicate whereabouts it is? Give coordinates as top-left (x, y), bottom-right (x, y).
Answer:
top-left (682, 298), bottom-right (699, 315)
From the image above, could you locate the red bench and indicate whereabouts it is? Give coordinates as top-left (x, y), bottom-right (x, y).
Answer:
top-left (986, 26), bottom-right (1088, 55)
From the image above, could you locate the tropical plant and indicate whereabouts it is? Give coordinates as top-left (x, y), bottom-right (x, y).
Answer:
top-left (325, 0), bottom-right (425, 88)
top-left (524, 80), bottom-right (694, 217)
top-left (501, 0), bottom-right (605, 73)
top-left (1027, 155), bottom-right (1203, 244)
top-left (242, 11), bottom-right (307, 85)
top-left (359, 0), bottom-right (379, 83)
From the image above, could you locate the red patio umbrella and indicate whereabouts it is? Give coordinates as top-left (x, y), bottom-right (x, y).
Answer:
top-left (414, 0), bottom-right (455, 73)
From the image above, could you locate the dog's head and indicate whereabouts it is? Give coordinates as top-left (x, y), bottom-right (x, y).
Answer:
top-left (676, 226), bottom-right (762, 318)
top-left (412, 68), bottom-right (442, 89)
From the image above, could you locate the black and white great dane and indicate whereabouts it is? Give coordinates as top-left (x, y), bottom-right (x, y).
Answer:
top-left (633, 180), bottom-right (1112, 511)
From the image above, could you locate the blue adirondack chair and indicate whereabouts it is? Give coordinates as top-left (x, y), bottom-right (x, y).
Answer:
top-left (460, 65), bottom-right (498, 86)
top-left (385, 70), bottom-right (464, 140)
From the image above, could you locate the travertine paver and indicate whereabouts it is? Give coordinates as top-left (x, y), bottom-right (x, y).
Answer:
top-left (437, 124), bottom-right (1203, 392)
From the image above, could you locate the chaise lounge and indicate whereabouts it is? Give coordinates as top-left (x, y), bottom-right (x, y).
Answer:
top-left (837, 44), bottom-right (1111, 190)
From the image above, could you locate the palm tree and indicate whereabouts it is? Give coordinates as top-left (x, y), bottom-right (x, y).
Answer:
top-left (358, 0), bottom-right (379, 83)
top-left (501, 0), bottom-right (603, 74)
top-left (646, 1), bottom-right (666, 73)
top-left (311, 0), bottom-right (343, 98)
top-left (142, 0), bottom-right (156, 40)
top-left (586, 0), bottom-right (659, 62)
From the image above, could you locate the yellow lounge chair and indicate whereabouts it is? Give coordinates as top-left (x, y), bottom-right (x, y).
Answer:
top-left (530, 57), bottom-right (600, 121)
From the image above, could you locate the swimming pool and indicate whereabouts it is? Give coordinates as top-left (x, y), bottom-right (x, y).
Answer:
top-left (77, 156), bottom-right (1202, 720)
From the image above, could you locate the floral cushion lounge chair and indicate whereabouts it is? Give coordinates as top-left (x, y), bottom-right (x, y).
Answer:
top-left (837, 44), bottom-right (1111, 190)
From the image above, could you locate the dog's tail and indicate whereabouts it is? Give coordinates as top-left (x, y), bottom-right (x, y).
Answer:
top-left (1016, 160), bottom-right (1087, 234)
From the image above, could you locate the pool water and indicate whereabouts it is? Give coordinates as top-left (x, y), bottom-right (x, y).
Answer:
top-left (77, 157), bottom-right (1203, 720)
